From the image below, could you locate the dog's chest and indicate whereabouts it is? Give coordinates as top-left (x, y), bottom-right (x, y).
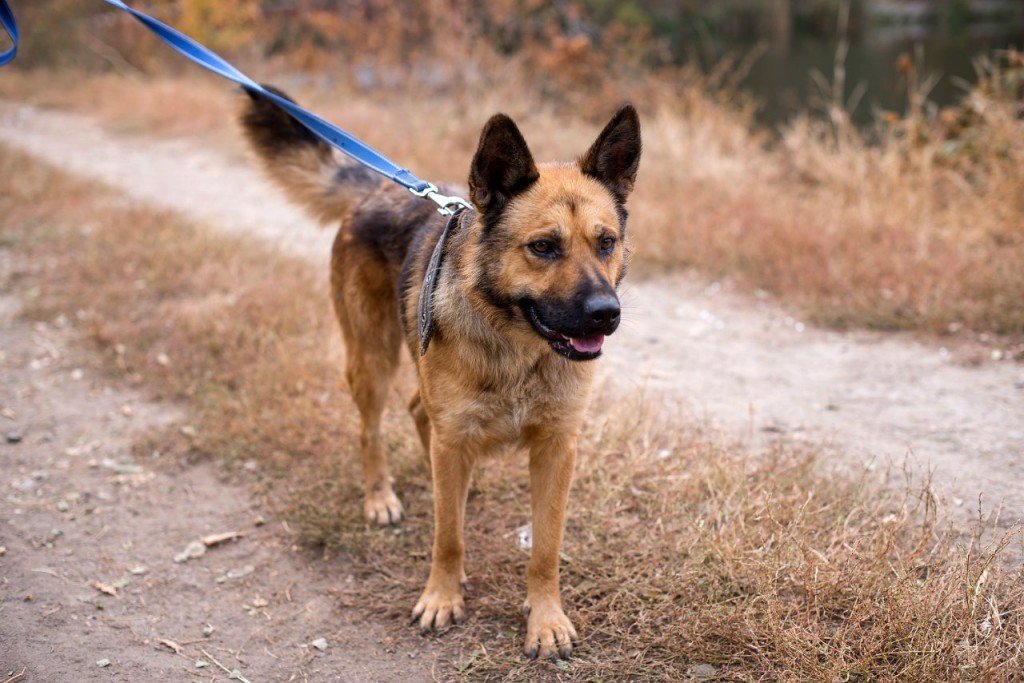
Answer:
top-left (429, 356), bottom-right (590, 450)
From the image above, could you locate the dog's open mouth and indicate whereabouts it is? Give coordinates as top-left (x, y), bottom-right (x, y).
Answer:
top-left (522, 302), bottom-right (605, 361)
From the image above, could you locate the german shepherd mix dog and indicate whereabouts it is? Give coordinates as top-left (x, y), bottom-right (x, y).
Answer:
top-left (241, 88), bottom-right (640, 660)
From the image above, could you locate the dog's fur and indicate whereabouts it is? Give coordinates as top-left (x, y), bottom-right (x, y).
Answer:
top-left (240, 88), bottom-right (641, 660)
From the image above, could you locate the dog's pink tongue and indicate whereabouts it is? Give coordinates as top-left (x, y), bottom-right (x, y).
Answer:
top-left (569, 334), bottom-right (605, 354)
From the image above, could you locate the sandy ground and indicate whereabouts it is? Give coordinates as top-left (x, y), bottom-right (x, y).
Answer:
top-left (0, 100), bottom-right (1022, 679)
top-left (0, 259), bottom-right (432, 680)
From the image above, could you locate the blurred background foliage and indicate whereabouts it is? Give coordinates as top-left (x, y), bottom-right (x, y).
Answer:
top-left (11, 1), bottom-right (1024, 126)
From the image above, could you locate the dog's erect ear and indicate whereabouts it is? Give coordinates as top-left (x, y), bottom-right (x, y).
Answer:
top-left (579, 104), bottom-right (642, 204)
top-left (469, 114), bottom-right (539, 216)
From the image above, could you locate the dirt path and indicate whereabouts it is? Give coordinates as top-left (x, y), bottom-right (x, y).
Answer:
top-left (0, 262), bottom-right (432, 679)
top-left (1, 101), bottom-right (1021, 525)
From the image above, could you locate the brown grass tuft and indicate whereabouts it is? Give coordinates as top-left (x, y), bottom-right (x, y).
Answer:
top-left (3, 143), bottom-right (1023, 680)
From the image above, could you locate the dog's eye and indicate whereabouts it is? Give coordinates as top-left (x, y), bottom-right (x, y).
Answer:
top-left (599, 236), bottom-right (617, 252)
top-left (529, 240), bottom-right (555, 256)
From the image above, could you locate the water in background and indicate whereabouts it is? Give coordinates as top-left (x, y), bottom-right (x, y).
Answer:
top-left (662, 6), bottom-right (1024, 129)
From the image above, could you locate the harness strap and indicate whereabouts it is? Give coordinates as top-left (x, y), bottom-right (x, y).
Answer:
top-left (0, 0), bottom-right (472, 214)
top-left (418, 207), bottom-right (469, 356)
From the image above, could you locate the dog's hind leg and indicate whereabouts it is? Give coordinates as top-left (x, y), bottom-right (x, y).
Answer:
top-left (408, 390), bottom-right (431, 458)
top-left (332, 242), bottom-right (404, 526)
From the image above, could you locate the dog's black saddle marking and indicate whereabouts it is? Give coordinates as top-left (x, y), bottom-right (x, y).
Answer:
top-left (418, 207), bottom-right (468, 356)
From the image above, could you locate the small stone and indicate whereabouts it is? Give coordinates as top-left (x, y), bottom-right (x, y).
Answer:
top-left (221, 564), bottom-right (255, 581)
top-left (311, 637), bottom-right (328, 651)
top-left (203, 623), bottom-right (215, 636)
top-left (5, 432), bottom-right (22, 444)
top-left (96, 658), bottom-right (111, 668)
top-left (156, 353), bottom-right (171, 366)
top-left (195, 660), bottom-right (209, 669)
top-left (101, 459), bottom-right (143, 475)
top-left (173, 540), bottom-right (206, 563)
top-left (516, 523), bottom-right (532, 550)
top-left (129, 566), bottom-right (148, 576)
top-left (56, 500), bottom-right (69, 512)
top-left (180, 425), bottom-right (197, 438)
top-left (686, 663), bottom-right (717, 680)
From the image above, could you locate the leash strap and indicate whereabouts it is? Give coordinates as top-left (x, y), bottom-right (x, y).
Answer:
top-left (0, 0), bottom-right (471, 215)
top-left (417, 207), bottom-right (468, 356)
top-left (0, 0), bottom-right (15, 66)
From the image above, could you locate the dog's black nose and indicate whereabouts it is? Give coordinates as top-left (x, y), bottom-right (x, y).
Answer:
top-left (584, 294), bottom-right (620, 333)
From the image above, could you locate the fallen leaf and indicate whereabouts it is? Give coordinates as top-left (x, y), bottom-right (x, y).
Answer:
top-left (202, 531), bottom-right (244, 547)
top-left (158, 639), bottom-right (181, 654)
top-left (93, 581), bottom-right (117, 597)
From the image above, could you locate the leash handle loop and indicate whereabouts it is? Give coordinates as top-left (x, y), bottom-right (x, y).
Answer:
top-left (0, 0), bottom-right (468, 207)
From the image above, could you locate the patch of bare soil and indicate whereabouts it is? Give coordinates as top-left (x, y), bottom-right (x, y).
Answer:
top-left (0, 275), bottom-right (432, 679)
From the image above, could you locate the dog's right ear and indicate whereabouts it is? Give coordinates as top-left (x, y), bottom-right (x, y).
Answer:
top-left (468, 114), bottom-right (539, 217)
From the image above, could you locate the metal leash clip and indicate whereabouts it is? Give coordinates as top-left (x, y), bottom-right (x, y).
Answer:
top-left (410, 183), bottom-right (473, 216)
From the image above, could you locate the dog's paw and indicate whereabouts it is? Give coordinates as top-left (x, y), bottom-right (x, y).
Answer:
top-left (363, 488), bottom-right (403, 526)
top-left (411, 584), bottom-right (465, 634)
top-left (522, 598), bottom-right (578, 660)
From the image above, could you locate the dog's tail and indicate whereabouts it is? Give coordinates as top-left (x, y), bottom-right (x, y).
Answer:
top-left (240, 85), bottom-right (379, 225)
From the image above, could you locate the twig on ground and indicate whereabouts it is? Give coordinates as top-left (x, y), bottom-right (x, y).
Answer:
top-left (200, 648), bottom-right (253, 683)
top-left (3, 668), bottom-right (27, 683)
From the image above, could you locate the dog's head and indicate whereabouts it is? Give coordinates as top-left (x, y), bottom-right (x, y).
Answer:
top-left (465, 106), bottom-right (641, 361)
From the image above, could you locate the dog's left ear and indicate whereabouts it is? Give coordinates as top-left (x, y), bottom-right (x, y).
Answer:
top-left (579, 104), bottom-right (642, 204)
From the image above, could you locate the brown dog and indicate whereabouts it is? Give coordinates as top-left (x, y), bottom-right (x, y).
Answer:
top-left (241, 89), bottom-right (640, 660)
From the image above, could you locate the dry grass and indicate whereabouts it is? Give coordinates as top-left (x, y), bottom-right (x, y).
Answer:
top-left (4, 142), bottom-right (1024, 680)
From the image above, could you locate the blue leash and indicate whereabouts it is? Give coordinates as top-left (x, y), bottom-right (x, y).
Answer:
top-left (0, 0), bottom-right (15, 66)
top-left (0, 0), bottom-right (470, 215)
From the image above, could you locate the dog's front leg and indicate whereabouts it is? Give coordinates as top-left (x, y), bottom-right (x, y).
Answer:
top-left (412, 435), bottom-right (472, 633)
top-left (522, 434), bottom-right (579, 660)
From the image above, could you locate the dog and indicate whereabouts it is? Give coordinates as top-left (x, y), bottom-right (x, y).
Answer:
top-left (240, 87), bottom-right (640, 660)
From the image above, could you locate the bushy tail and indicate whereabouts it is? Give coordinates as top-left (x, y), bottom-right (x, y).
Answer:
top-left (240, 85), bottom-right (378, 225)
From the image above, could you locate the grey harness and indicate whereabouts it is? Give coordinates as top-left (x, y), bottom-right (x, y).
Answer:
top-left (417, 207), bottom-right (470, 356)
